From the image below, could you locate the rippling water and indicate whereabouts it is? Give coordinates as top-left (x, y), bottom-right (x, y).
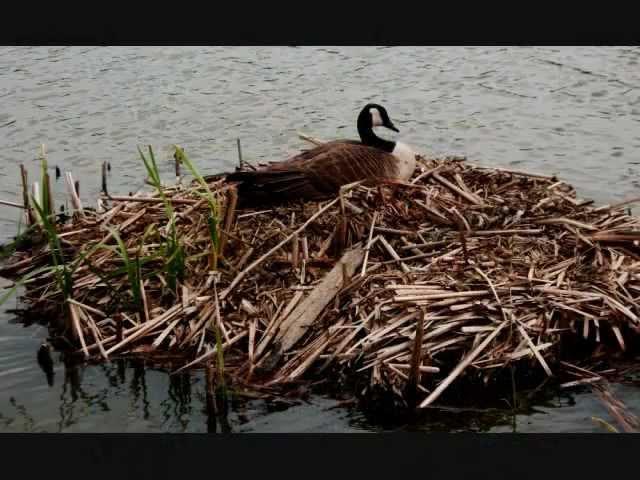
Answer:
top-left (1, 46), bottom-right (640, 432)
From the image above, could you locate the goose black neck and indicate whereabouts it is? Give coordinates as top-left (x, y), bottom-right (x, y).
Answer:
top-left (357, 114), bottom-right (395, 153)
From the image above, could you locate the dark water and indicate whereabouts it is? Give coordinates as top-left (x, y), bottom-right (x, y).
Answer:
top-left (1, 46), bottom-right (640, 432)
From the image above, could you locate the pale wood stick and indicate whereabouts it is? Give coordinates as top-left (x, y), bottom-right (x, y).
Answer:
top-left (64, 171), bottom-right (83, 213)
top-left (387, 363), bottom-right (441, 373)
top-left (378, 251), bottom-right (438, 265)
top-left (151, 317), bottom-right (182, 348)
top-left (602, 295), bottom-right (639, 324)
top-left (590, 232), bottom-right (640, 242)
top-left (31, 182), bottom-right (41, 219)
top-left (595, 195), bottom-right (640, 211)
top-left (254, 290), bottom-right (304, 359)
top-left (471, 229), bottom-right (543, 236)
top-left (560, 377), bottom-right (603, 389)
top-left (67, 298), bottom-right (106, 318)
top-left (0, 199), bottom-right (25, 209)
top-left (516, 322), bottom-right (553, 376)
top-left (419, 321), bottom-right (507, 408)
top-left (80, 309), bottom-right (109, 362)
top-left (179, 303), bottom-right (215, 347)
top-left (432, 172), bottom-right (482, 205)
top-left (611, 325), bottom-right (626, 351)
top-left (178, 197), bottom-right (207, 220)
top-left (140, 279), bottom-right (150, 323)
top-left (237, 209), bottom-right (273, 219)
top-left (508, 342), bottom-right (554, 360)
top-left (105, 195), bottom-right (198, 205)
top-left (394, 290), bottom-right (491, 302)
top-left (317, 323), bottom-right (367, 373)
top-left (274, 248), bottom-right (365, 354)
top-left (361, 211), bottom-right (379, 278)
top-left (411, 165), bottom-right (444, 184)
top-left (474, 267), bottom-right (508, 323)
top-left (379, 235), bottom-right (411, 274)
top-left (292, 234), bottom-right (300, 271)
top-left (534, 217), bottom-right (598, 231)
top-left (235, 247), bottom-right (254, 271)
top-left (374, 226), bottom-right (417, 236)
top-left (399, 240), bottom-right (448, 251)
top-left (104, 304), bottom-right (182, 355)
top-left (468, 164), bottom-right (558, 180)
top-left (288, 330), bottom-right (338, 380)
top-left (69, 303), bottom-right (89, 359)
top-left (385, 364), bottom-right (431, 394)
top-left (343, 199), bottom-right (364, 215)
top-left (170, 331), bottom-right (247, 375)
top-left (297, 131), bottom-right (326, 146)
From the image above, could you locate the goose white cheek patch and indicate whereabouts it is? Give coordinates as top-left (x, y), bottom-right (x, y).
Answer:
top-left (370, 108), bottom-right (383, 127)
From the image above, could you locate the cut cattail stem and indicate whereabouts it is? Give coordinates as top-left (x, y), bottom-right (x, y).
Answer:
top-left (237, 138), bottom-right (243, 169)
top-left (101, 161), bottom-right (109, 196)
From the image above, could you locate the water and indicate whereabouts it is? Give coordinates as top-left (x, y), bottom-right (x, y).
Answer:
top-left (1, 46), bottom-right (640, 432)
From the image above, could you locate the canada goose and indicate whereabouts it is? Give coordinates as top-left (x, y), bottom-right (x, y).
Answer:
top-left (224, 103), bottom-right (417, 205)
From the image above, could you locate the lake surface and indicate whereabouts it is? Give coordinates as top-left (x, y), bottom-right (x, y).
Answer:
top-left (1, 46), bottom-right (640, 432)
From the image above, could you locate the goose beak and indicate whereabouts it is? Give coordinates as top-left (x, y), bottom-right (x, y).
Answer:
top-left (386, 122), bottom-right (399, 133)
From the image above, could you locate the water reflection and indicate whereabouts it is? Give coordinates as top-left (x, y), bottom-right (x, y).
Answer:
top-left (36, 343), bottom-right (54, 387)
top-left (0, 345), bottom-right (633, 433)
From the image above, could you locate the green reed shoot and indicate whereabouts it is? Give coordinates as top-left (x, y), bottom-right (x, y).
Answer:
top-left (138, 145), bottom-right (184, 296)
top-left (173, 145), bottom-right (221, 269)
top-left (174, 145), bottom-right (227, 399)
top-left (104, 227), bottom-right (143, 314)
top-left (40, 154), bottom-right (51, 219)
top-left (30, 195), bottom-right (72, 299)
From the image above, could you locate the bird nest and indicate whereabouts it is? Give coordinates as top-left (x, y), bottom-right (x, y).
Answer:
top-left (3, 152), bottom-right (640, 412)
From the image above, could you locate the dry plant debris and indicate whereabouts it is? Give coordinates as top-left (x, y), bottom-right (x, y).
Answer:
top-left (3, 147), bottom-right (640, 410)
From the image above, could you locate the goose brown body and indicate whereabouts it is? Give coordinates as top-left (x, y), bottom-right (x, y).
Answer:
top-left (222, 103), bottom-right (416, 206)
top-left (227, 140), bottom-right (403, 203)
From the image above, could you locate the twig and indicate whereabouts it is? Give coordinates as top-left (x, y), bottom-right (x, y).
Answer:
top-left (361, 212), bottom-right (378, 277)
top-left (420, 321), bottom-right (507, 407)
top-left (220, 194), bottom-right (348, 300)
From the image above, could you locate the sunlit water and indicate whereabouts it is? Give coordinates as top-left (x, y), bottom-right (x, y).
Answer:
top-left (1, 46), bottom-right (640, 432)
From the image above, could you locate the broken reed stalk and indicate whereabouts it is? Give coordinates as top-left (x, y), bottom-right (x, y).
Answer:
top-left (236, 138), bottom-right (243, 169)
top-left (361, 212), bottom-right (378, 277)
top-left (291, 212), bottom-right (300, 270)
top-left (420, 321), bottom-right (508, 408)
top-left (174, 152), bottom-right (181, 179)
top-left (64, 172), bottom-right (83, 214)
top-left (44, 171), bottom-right (53, 217)
top-left (20, 164), bottom-right (33, 225)
top-left (219, 186), bottom-right (238, 259)
top-left (0, 199), bottom-right (25, 209)
top-left (406, 308), bottom-right (425, 408)
top-left (336, 187), bottom-right (349, 254)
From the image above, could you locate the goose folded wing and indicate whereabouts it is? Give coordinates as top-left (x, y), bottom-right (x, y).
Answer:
top-left (299, 143), bottom-right (400, 188)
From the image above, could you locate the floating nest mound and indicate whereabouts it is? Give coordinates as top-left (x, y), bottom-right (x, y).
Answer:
top-left (3, 152), bottom-right (640, 411)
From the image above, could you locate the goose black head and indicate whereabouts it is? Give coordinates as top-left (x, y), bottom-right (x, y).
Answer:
top-left (360, 103), bottom-right (399, 133)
